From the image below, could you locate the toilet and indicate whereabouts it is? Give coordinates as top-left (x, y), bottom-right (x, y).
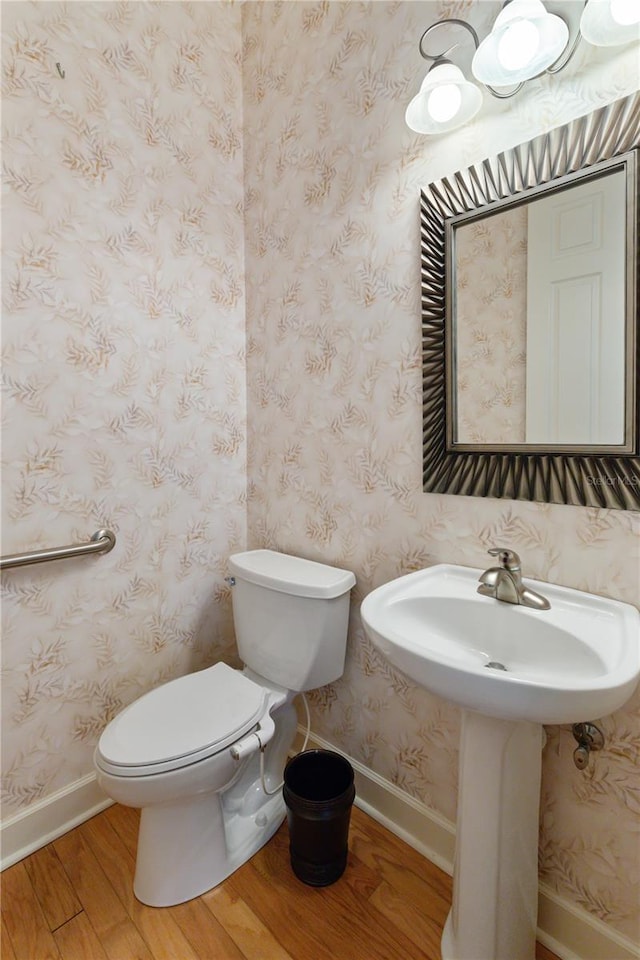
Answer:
top-left (94, 549), bottom-right (356, 907)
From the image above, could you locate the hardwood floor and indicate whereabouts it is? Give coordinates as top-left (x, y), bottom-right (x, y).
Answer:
top-left (2, 804), bottom-right (560, 960)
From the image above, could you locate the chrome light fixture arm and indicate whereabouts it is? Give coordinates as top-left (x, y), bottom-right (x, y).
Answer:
top-left (545, 8), bottom-right (585, 74)
top-left (417, 18), bottom-right (524, 101)
top-left (418, 19), bottom-right (480, 63)
top-left (484, 80), bottom-right (525, 99)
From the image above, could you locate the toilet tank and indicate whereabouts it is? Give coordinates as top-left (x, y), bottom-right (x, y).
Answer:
top-left (227, 550), bottom-right (356, 692)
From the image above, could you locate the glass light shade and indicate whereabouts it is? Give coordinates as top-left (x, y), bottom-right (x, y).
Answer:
top-left (472, 0), bottom-right (570, 86)
top-left (428, 83), bottom-right (463, 123)
top-left (580, 0), bottom-right (640, 46)
top-left (405, 63), bottom-right (482, 135)
top-left (611, 0), bottom-right (640, 24)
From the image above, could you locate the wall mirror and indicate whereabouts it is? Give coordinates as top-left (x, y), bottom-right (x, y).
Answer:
top-left (421, 92), bottom-right (639, 510)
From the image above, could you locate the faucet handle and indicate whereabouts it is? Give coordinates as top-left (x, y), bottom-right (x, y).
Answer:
top-left (487, 548), bottom-right (521, 572)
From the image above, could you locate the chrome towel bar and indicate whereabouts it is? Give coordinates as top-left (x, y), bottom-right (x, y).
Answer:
top-left (0, 529), bottom-right (116, 571)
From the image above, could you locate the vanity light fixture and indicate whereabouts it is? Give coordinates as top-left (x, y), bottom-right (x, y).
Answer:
top-left (581, 0), bottom-right (640, 45)
top-left (406, 0), bottom-right (640, 135)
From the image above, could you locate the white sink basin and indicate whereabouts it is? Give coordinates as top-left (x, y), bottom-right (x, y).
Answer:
top-left (361, 564), bottom-right (640, 724)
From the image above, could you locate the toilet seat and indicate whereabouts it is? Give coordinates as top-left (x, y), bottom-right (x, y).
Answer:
top-left (95, 663), bottom-right (268, 777)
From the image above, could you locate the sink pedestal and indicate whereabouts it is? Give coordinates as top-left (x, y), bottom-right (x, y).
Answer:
top-left (441, 711), bottom-right (544, 960)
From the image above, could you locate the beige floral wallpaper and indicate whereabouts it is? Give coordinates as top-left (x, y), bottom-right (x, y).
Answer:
top-left (242, 0), bottom-right (640, 942)
top-left (455, 206), bottom-right (527, 444)
top-left (2, 0), bottom-right (639, 945)
top-left (2, 1), bottom-right (245, 803)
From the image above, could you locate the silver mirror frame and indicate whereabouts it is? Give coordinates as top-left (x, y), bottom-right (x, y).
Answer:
top-left (421, 93), bottom-right (640, 510)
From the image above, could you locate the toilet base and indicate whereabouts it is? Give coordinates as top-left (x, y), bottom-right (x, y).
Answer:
top-left (134, 787), bottom-right (286, 907)
top-left (132, 697), bottom-right (297, 907)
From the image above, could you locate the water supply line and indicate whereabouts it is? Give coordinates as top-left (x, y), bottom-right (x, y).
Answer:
top-left (260, 691), bottom-right (311, 797)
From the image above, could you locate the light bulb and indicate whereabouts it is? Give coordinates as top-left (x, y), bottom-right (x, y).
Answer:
top-left (611, 0), bottom-right (640, 25)
top-left (427, 83), bottom-right (463, 124)
top-left (497, 19), bottom-right (541, 71)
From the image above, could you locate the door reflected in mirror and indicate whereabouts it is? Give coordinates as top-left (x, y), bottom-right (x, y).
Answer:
top-left (452, 167), bottom-right (627, 447)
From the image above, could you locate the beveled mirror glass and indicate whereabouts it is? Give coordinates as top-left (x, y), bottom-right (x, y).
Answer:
top-left (421, 93), bottom-right (639, 510)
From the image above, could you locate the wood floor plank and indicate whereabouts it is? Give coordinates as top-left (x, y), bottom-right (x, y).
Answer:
top-left (370, 878), bottom-right (444, 958)
top-left (350, 814), bottom-right (451, 924)
top-left (1, 917), bottom-right (18, 960)
top-left (54, 828), bottom-right (153, 960)
top-left (227, 859), bottom-right (340, 960)
top-left (103, 803), bottom-right (139, 858)
top-left (78, 813), bottom-right (138, 912)
top-left (350, 807), bottom-right (453, 904)
top-left (24, 841), bottom-right (83, 932)
top-left (6, 798), bottom-right (562, 960)
top-left (1, 861), bottom-right (61, 960)
top-left (169, 897), bottom-right (246, 960)
top-left (79, 811), bottom-right (200, 960)
top-left (202, 885), bottom-right (296, 960)
top-left (536, 943), bottom-right (563, 960)
top-left (230, 823), bottom-right (432, 960)
top-left (53, 912), bottom-right (110, 960)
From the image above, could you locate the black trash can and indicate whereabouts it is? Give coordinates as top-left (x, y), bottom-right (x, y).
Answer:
top-left (283, 749), bottom-right (355, 886)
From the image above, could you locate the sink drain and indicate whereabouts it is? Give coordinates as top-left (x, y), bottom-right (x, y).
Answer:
top-left (485, 661), bottom-right (507, 671)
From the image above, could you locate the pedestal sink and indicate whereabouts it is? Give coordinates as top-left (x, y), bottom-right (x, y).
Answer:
top-left (360, 564), bottom-right (640, 960)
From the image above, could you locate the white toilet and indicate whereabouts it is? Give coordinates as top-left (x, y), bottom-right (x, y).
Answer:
top-left (94, 549), bottom-right (355, 907)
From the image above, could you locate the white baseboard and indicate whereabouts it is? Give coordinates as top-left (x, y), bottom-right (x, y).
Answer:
top-left (298, 730), bottom-right (640, 960)
top-left (536, 884), bottom-right (640, 960)
top-left (1, 773), bottom-right (112, 871)
top-left (3, 737), bottom-right (638, 960)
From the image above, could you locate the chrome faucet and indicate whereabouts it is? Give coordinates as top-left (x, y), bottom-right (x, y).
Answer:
top-left (477, 548), bottom-right (550, 611)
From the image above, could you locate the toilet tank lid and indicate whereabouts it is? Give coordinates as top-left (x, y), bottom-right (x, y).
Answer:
top-left (228, 549), bottom-right (356, 599)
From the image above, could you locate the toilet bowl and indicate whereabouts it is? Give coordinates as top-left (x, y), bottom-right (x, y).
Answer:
top-left (94, 550), bottom-right (355, 907)
top-left (95, 662), bottom-right (295, 906)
